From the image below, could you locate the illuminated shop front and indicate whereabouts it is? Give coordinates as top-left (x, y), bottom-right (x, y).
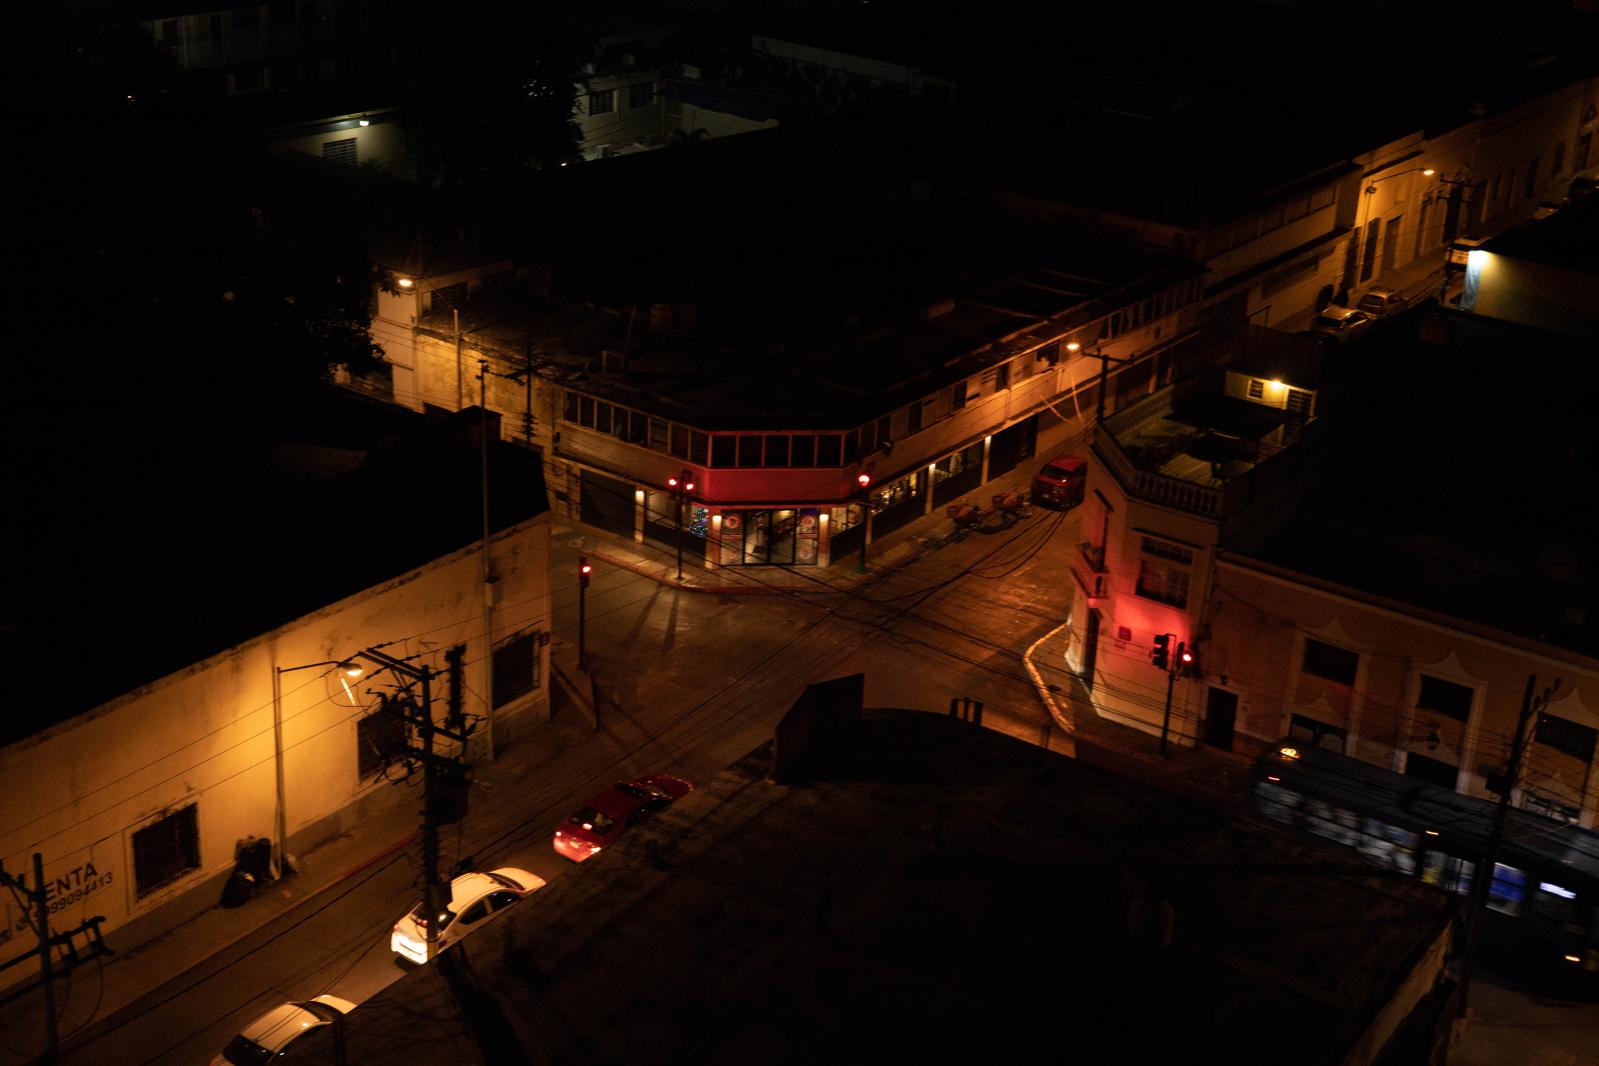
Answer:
top-left (718, 508), bottom-right (823, 566)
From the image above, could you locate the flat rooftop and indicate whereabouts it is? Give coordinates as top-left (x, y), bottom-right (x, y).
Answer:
top-left (1231, 310), bottom-right (1599, 658)
top-left (313, 706), bottom-right (1457, 1064)
top-left (3, 388), bottom-right (548, 744)
top-left (431, 240), bottom-right (1197, 431)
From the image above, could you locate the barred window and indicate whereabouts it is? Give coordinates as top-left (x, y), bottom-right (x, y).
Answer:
top-left (133, 805), bottom-right (200, 898)
top-left (493, 632), bottom-right (541, 708)
top-left (1135, 536), bottom-right (1193, 607)
top-left (358, 704), bottom-right (407, 779)
top-left (1535, 714), bottom-right (1596, 763)
top-left (589, 90), bottom-right (615, 116)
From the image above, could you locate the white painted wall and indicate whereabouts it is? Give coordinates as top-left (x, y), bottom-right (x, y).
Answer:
top-left (0, 513), bottom-right (550, 984)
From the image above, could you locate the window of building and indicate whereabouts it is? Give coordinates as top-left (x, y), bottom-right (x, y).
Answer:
top-left (1416, 675), bottom-right (1472, 722)
top-left (951, 380), bottom-right (968, 410)
top-left (628, 411), bottom-right (648, 444)
top-left (211, 13), bottom-right (224, 39)
top-left (859, 420), bottom-right (878, 456)
top-left (690, 431), bottom-right (709, 465)
top-left (589, 90), bottom-right (615, 116)
top-left (161, 19), bottom-right (180, 45)
top-left (711, 435), bottom-right (736, 467)
top-left (1301, 638), bottom-right (1358, 685)
top-left (764, 435), bottom-right (789, 466)
top-left (790, 434), bottom-right (815, 467)
top-left (815, 434), bottom-right (842, 466)
top-left (1289, 713), bottom-right (1347, 753)
top-left (737, 436), bottom-right (763, 467)
top-left (493, 631), bottom-right (540, 707)
top-left (1553, 141), bottom-right (1566, 176)
top-left (995, 362), bottom-right (1011, 390)
top-left (357, 703), bottom-right (406, 779)
top-left (431, 282), bottom-right (467, 311)
top-left (1535, 713), bottom-right (1597, 763)
top-left (907, 401), bottom-right (923, 434)
top-left (232, 7), bottom-right (259, 28)
top-left (670, 424), bottom-right (689, 459)
top-left (1134, 535), bottom-right (1193, 608)
top-left (649, 418), bottom-right (669, 453)
top-left (629, 81), bottom-right (655, 109)
top-left (1525, 157), bottom-right (1540, 199)
top-left (1247, 379), bottom-right (1264, 400)
top-left (133, 804), bottom-right (200, 899)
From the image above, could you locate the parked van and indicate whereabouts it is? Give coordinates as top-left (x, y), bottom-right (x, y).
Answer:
top-left (1030, 454), bottom-right (1087, 509)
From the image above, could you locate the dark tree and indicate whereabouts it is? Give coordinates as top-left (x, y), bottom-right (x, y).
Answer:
top-left (399, 5), bottom-right (589, 194)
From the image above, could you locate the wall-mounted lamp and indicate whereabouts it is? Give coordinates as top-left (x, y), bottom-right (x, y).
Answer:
top-left (359, 118), bottom-right (371, 127)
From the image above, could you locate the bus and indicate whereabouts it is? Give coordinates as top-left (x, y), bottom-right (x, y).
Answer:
top-left (1250, 741), bottom-right (1599, 991)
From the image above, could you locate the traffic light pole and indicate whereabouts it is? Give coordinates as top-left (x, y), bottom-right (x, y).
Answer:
top-left (674, 490), bottom-right (684, 581)
top-left (1158, 662), bottom-right (1177, 757)
top-left (855, 472), bottom-right (872, 574)
top-left (578, 556), bottom-right (590, 671)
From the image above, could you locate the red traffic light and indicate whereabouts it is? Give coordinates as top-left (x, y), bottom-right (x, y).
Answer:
top-left (1151, 633), bottom-right (1171, 670)
top-left (857, 472), bottom-right (872, 488)
top-left (579, 555), bottom-right (592, 588)
top-left (667, 476), bottom-right (679, 489)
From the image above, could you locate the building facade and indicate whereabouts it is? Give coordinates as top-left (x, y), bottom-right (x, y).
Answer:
top-left (0, 467), bottom-right (551, 988)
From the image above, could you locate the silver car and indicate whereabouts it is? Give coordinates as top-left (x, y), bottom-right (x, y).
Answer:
top-left (1356, 286), bottom-right (1408, 319)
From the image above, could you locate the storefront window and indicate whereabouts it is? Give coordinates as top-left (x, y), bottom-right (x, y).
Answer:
top-left (830, 502), bottom-right (866, 533)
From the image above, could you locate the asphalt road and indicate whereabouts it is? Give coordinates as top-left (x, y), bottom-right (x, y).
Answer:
top-left (57, 499), bottom-right (1084, 1064)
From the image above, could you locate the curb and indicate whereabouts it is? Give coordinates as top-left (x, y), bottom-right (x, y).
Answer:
top-left (55, 831), bottom-right (422, 1061)
top-left (1023, 619), bottom-right (1077, 752)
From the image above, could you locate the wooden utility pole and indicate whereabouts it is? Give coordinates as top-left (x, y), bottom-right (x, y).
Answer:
top-left (0, 854), bottom-right (58, 1061)
top-left (1455, 673), bottom-right (1559, 1019)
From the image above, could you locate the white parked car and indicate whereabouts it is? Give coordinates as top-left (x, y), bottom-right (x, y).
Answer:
top-left (211, 994), bottom-right (356, 1065)
top-left (390, 866), bottom-right (545, 965)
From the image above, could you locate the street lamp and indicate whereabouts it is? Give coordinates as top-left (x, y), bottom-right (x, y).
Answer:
top-left (1067, 337), bottom-right (1128, 429)
top-left (270, 659), bottom-right (365, 876)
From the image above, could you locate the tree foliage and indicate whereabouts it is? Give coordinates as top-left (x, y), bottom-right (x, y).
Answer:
top-left (399, 6), bottom-right (589, 194)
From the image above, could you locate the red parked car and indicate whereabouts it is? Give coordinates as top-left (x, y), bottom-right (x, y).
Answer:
top-left (1030, 454), bottom-right (1087, 509)
top-left (554, 773), bottom-right (695, 862)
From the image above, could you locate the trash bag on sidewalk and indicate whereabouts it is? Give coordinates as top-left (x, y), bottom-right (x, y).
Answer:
top-left (220, 869), bottom-right (256, 908)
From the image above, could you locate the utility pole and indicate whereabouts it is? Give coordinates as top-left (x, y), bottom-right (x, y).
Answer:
top-left (1455, 674), bottom-right (1559, 1020)
top-left (477, 361), bottom-right (495, 759)
top-left (32, 853), bottom-right (56, 1063)
top-left (355, 648), bottom-right (473, 961)
top-left (0, 854), bottom-right (58, 1062)
top-left (1067, 340), bottom-right (1130, 431)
